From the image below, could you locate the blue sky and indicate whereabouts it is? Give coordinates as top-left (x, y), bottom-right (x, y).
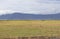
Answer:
top-left (0, 0), bottom-right (60, 15)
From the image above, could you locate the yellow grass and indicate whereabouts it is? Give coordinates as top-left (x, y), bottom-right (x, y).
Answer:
top-left (0, 20), bottom-right (60, 38)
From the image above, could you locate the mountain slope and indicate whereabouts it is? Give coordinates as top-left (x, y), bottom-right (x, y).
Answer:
top-left (0, 13), bottom-right (60, 20)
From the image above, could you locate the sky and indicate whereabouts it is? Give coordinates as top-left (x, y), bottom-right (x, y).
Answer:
top-left (0, 0), bottom-right (60, 15)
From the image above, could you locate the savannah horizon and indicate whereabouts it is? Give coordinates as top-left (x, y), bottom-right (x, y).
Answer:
top-left (0, 0), bottom-right (60, 39)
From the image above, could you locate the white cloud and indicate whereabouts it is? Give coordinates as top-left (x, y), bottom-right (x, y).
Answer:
top-left (0, 0), bottom-right (60, 15)
top-left (0, 10), bottom-right (15, 15)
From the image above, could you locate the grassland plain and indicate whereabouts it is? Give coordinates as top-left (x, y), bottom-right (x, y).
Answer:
top-left (0, 20), bottom-right (60, 38)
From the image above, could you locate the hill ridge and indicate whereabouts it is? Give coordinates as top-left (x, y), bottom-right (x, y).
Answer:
top-left (0, 12), bottom-right (60, 20)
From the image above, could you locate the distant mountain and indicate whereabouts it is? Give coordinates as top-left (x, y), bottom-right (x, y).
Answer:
top-left (0, 12), bottom-right (60, 20)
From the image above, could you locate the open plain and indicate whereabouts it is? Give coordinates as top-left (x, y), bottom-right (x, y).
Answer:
top-left (0, 20), bottom-right (60, 39)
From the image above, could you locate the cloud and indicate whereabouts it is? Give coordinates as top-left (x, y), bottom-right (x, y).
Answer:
top-left (0, 10), bottom-right (15, 15)
top-left (0, 0), bottom-right (60, 15)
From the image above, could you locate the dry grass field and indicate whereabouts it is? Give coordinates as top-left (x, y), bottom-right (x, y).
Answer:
top-left (0, 20), bottom-right (60, 38)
